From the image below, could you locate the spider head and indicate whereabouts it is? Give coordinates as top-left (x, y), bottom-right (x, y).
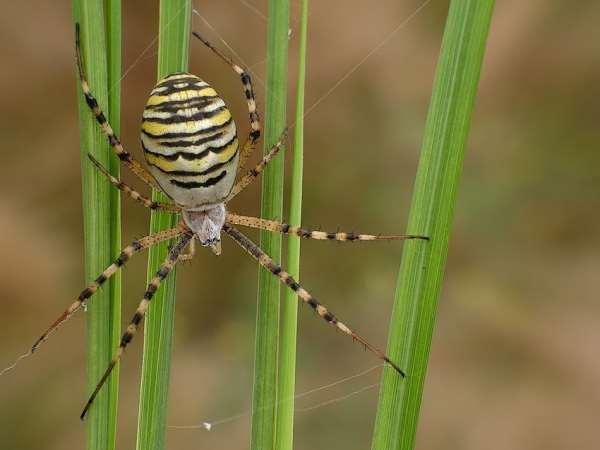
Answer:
top-left (182, 203), bottom-right (226, 248)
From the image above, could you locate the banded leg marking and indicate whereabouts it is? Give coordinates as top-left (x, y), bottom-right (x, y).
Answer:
top-left (80, 233), bottom-right (193, 420)
top-left (223, 224), bottom-right (405, 376)
top-left (88, 154), bottom-right (181, 213)
top-left (75, 24), bottom-right (160, 190)
top-left (226, 213), bottom-right (429, 242)
top-left (226, 129), bottom-right (287, 201)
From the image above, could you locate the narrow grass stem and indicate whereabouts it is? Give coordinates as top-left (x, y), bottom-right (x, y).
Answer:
top-left (72, 1), bottom-right (121, 450)
top-left (136, 2), bottom-right (191, 450)
top-left (371, 2), bottom-right (495, 450)
top-left (251, 1), bottom-right (290, 449)
top-left (275, 1), bottom-right (308, 449)
top-left (105, 2), bottom-right (122, 447)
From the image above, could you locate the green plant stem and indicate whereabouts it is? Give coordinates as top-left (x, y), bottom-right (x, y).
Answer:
top-left (275, 1), bottom-right (308, 449)
top-left (105, 1), bottom-right (121, 447)
top-left (251, 1), bottom-right (290, 449)
top-left (370, 2), bottom-right (495, 450)
top-left (136, 2), bottom-right (191, 450)
top-left (72, 2), bottom-right (121, 450)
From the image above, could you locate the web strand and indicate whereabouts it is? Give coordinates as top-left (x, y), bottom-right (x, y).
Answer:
top-left (237, 0), bottom-right (267, 22)
top-left (302, 0), bottom-right (432, 120)
top-left (168, 364), bottom-right (383, 431)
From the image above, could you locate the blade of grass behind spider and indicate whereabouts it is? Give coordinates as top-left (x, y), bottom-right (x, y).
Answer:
top-left (371, 2), bottom-right (495, 450)
top-left (105, 1), bottom-right (122, 447)
top-left (72, 2), bottom-right (121, 450)
top-left (136, 2), bottom-right (191, 450)
top-left (275, 1), bottom-right (307, 449)
top-left (251, 1), bottom-right (290, 450)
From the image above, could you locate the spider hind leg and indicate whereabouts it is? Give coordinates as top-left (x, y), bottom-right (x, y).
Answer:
top-left (223, 224), bottom-right (406, 376)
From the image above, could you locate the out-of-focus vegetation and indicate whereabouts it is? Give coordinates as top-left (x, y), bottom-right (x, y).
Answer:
top-left (1, 1), bottom-right (599, 450)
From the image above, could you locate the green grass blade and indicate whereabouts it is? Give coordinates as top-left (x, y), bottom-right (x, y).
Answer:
top-left (371, 2), bottom-right (495, 450)
top-left (105, 1), bottom-right (122, 448)
top-left (72, 2), bottom-right (121, 450)
top-left (251, 1), bottom-right (290, 449)
top-left (136, 2), bottom-right (191, 450)
top-left (275, 1), bottom-right (308, 449)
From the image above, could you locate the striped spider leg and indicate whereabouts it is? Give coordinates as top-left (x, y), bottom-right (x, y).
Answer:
top-left (226, 213), bottom-right (427, 242)
top-left (75, 24), bottom-right (161, 191)
top-left (191, 31), bottom-right (261, 174)
top-left (223, 224), bottom-right (409, 374)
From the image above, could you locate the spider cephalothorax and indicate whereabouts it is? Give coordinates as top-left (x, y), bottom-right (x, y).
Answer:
top-left (181, 204), bottom-right (226, 247)
top-left (2, 24), bottom-right (428, 421)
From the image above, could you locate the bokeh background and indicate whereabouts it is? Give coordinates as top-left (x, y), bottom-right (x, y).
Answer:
top-left (1, 1), bottom-right (599, 449)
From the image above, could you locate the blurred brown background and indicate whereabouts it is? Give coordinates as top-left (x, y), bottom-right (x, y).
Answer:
top-left (1, 0), bottom-right (599, 449)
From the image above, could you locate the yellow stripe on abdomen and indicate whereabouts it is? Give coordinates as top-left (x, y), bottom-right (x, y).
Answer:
top-left (141, 109), bottom-right (232, 137)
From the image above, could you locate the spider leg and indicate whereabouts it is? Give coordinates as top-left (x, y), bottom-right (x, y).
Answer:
top-left (226, 213), bottom-right (429, 242)
top-left (80, 232), bottom-right (192, 420)
top-left (87, 154), bottom-right (181, 213)
top-left (191, 31), bottom-right (261, 173)
top-left (223, 224), bottom-right (406, 376)
top-left (0, 224), bottom-right (186, 378)
top-left (75, 24), bottom-right (160, 190)
top-left (225, 129), bottom-right (287, 201)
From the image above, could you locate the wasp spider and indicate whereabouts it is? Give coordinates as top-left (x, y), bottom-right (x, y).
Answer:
top-left (14, 24), bottom-right (427, 420)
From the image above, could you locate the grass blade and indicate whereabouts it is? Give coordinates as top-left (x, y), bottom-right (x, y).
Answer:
top-left (275, 1), bottom-right (308, 449)
top-left (104, 1), bottom-right (122, 447)
top-left (251, 1), bottom-right (290, 449)
top-left (371, 1), bottom-right (495, 450)
top-left (72, 1), bottom-right (121, 450)
top-left (136, 2), bottom-right (191, 450)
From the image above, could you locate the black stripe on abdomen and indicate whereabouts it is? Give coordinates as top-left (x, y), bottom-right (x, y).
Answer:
top-left (169, 170), bottom-right (227, 189)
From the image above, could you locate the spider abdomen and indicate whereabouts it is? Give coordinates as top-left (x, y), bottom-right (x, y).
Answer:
top-left (141, 73), bottom-right (239, 208)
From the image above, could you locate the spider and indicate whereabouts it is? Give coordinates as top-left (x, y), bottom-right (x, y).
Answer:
top-left (11, 24), bottom-right (427, 420)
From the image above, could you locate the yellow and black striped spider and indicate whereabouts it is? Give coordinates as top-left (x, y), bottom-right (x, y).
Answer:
top-left (16, 24), bottom-right (427, 419)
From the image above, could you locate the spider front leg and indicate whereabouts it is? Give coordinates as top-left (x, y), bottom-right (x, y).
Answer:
top-left (223, 224), bottom-right (406, 376)
top-left (80, 232), bottom-right (193, 420)
top-left (226, 213), bottom-right (429, 242)
top-left (75, 24), bottom-right (160, 190)
top-left (191, 31), bottom-right (261, 172)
